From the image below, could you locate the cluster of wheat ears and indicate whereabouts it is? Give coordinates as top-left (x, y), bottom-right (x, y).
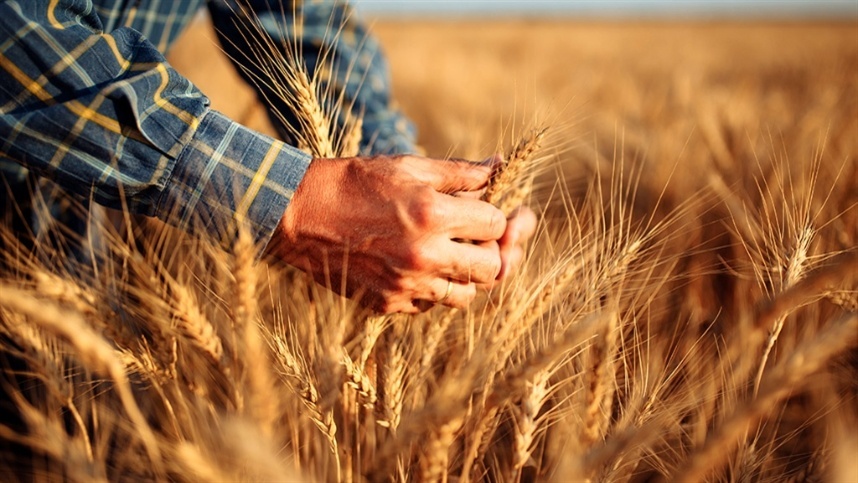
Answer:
top-left (1, 6), bottom-right (856, 483)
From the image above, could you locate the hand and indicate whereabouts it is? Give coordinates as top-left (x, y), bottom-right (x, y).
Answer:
top-left (268, 155), bottom-right (508, 314)
top-left (450, 181), bottom-right (538, 287)
top-left (494, 206), bottom-right (537, 283)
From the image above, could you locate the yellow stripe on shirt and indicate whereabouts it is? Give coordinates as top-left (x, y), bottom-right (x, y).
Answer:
top-left (47, 0), bottom-right (65, 29)
top-left (152, 64), bottom-right (201, 130)
top-left (234, 140), bottom-right (284, 223)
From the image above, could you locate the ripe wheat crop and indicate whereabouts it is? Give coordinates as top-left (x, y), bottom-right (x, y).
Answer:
top-left (0, 8), bottom-right (856, 483)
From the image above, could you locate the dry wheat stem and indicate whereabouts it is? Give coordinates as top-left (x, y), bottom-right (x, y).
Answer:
top-left (0, 393), bottom-right (107, 481)
top-left (0, 315), bottom-right (95, 461)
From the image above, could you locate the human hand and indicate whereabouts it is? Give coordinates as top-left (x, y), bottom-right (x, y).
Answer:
top-left (494, 206), bottom-right (538, 284)
top-left (269, 155), bottom-right (508, 314)
top-left (447, 167), bottom-right (538, 287)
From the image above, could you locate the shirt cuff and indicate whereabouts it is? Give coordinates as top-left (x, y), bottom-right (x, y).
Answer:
top-left (156, 109), bottom-right (312, 250)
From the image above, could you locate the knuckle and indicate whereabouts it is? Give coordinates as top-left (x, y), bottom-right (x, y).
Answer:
top-left (377, 296), bottom-right (408, 315)
top-left (490, 209), bottom-right (508, 239)
top-left (391, 154), bottom-right (418, 172)
top-left (478, 206), bottom-right (507, 241)
top-left (378, 301), bottom-right (396, 314)
top-left (408, 189), bottom-right (438, 229)
top-left (403, 244), bottom-right (432, 271)
top-left (476, 243), bottom-right (501, 282)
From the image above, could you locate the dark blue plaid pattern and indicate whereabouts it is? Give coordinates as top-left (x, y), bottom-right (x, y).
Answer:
top-left (0, 0), bottom-right (416, 247)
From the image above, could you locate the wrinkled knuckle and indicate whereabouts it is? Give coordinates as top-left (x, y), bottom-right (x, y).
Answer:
top-left (408, 189), bottom-right (438, 230)
top-left (391, 154), bottom-right (418, 171)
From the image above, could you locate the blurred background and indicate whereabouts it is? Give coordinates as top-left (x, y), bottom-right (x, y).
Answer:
top-left (350, 0), bottom-right (858, 19)
top-left (168, 1), bottom-right (858, 161)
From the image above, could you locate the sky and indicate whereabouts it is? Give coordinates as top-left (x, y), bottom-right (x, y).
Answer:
top-left (350, 1), bottom-right (858, 19)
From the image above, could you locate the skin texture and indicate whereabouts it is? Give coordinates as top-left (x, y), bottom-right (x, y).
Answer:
top-left (270, 154), bottom-right (536, 313)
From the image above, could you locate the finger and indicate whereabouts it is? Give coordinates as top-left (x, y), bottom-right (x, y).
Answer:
top-left (435, 279), bottom-right (477, 309)
top-left (501, 206), bottom-right (538, 248)
top-left (437, 194), bottom-right (507, 241)
top-left (377, 294), bottom-right (423, 314)
top-left (411, 278), bottom-right (477, 311)
top-left (405, 156), bottom-right (497, 194)
top-left (438, 240), bottom-right (502, 284)
top-left (498, 244), bottom-right (525, 281)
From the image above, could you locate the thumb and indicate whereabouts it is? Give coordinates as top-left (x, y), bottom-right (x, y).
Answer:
top-left (415, 154), bottom-right (500, 194)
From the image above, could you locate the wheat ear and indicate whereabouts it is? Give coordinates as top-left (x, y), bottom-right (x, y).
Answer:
top-left (581, 309), bottom-right (619, 447)
top-left (512, 370), bottom-right (551, 477)
top-left (270, 335), bottom-right (339, 457)
top-left (754, 225), bottom-right (813, 394)
top-left (484, 128), bottom-right (547, 207)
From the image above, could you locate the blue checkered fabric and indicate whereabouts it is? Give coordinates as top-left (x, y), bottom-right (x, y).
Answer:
top-left (0, 0), bottom-right (416, 248)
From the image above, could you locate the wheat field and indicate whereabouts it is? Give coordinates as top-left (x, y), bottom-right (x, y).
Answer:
top-left (0, 14), bottom-right (856, 482)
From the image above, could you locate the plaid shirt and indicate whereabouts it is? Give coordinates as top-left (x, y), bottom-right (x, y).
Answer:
top-left (0, 0), bottom-right (416, 247)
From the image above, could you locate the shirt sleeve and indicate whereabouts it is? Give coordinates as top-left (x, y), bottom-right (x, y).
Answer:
top-left (207, 0), bottom-right (418, 156)
top-left (0, 0), bottom-right (311, 247)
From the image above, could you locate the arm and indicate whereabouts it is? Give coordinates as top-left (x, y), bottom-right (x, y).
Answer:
top-left (0, 0), bottom-right (311, 247)
top-left (207, 0), bottom-right (417, 155)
